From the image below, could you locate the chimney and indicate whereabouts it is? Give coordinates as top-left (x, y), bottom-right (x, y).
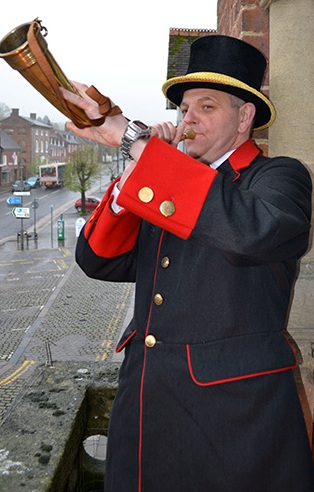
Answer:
top-left (12, 108), bottom-right (19, 116)
top-left (30, 113), bottom-right (36, 119)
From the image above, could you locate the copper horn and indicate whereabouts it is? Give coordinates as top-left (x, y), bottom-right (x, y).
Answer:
top-left (0, 18), bottom-right (91, 128)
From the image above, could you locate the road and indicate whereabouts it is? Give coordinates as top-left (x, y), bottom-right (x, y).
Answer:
top-left (0, 178), bottom-right (108, 244)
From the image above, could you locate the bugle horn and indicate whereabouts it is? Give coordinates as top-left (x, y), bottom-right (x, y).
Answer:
top-left (0, 18), bottom-right (91, 128)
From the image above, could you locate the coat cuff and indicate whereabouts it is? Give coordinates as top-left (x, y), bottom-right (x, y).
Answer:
top-left (117, 137), bottom-right (218, 239)
top-left (83, 180), bottom-right (141, 258)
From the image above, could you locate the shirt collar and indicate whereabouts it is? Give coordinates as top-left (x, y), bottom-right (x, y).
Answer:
top-left (210, 149), bottom-right (235, 169)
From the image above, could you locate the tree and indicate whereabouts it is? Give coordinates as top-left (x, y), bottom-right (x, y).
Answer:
top-left (29, 156), bottom-right (46, 176)
top-left (0, 103), bottom-right (11, 120)
top-left (64, 145), bottom-right (102, 214)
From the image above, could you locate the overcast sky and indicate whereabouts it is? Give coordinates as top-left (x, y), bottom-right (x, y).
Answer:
top-left (0, 1), bottom-right (217, 127)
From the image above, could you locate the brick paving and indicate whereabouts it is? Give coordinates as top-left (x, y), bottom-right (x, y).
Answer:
top-left (0, 208), bottom-right (134, 425)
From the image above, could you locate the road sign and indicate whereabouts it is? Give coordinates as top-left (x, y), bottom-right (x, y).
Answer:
top-left (12, 207), bottom-right (30, 219)
top-left (31, 198), bottom-right (39, 209)
top-left (7, 196), bottom-right (22, 206)
top-left (76, 217), bottom-right (86, 237)
top-left (13, 191), bottom-right (31, 196)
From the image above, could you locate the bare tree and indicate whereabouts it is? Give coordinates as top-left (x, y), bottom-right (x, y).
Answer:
top-left (0, 103), bottom-right (11, 120)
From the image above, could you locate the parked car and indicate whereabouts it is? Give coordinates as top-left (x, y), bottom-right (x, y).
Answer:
top-left (75, 196), bottom-right (101, 212)
top-left (26, 176), bottom-right (40, 188)
top-left (11, 180), bottom-right (31, 193)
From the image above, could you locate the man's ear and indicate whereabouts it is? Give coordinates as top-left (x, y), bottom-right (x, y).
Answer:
top-left (238, 102), bottom-right (256, 134)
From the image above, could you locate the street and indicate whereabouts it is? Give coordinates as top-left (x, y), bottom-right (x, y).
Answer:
top-left (0, 178), bottom-right (108, 244)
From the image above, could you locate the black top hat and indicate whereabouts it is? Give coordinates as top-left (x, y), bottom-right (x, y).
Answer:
top-left (162, 35), bottom-right (276, 131)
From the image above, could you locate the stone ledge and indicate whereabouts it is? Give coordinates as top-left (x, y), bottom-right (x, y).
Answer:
top-left (0, 361), bottom-right (119, 492)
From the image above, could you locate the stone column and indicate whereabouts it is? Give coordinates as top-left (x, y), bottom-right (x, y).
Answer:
top-left (263, 0), bottom-right (314, 172)
top-left (260, 0), bottom-right (314, 450)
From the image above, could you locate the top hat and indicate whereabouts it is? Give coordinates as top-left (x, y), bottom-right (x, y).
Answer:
top-left (162, 35), bottom-right (276, 131)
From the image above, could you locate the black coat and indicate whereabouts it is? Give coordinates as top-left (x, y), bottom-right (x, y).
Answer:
top-left (76, 139), bottom-right (314, 491)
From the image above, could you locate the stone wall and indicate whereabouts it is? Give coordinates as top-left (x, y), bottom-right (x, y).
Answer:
top-left (217, 0), bottom-right (314, 450)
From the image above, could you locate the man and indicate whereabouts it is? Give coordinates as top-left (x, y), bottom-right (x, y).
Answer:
top-left (61, 35), bottom-right (314, 491)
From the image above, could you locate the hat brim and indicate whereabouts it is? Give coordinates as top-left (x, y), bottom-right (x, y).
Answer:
top-left (162, 72), bottom-right (276, 131)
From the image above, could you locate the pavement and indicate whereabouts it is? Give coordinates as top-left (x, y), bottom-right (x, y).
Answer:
top-left (0, 190), bottom-right (134, 426)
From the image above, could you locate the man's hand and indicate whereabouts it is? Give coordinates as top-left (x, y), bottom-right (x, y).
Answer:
top-left (151, 121), bottom-right (186, 147)
top-left (60, 82), bottom-right (128, 147)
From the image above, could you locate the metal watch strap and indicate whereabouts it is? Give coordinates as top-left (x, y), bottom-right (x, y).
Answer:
top-left (120, 120), bottom-right (151, 159)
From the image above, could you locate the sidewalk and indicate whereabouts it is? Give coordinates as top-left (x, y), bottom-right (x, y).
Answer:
top-left (0, 202), bottom-right (134, 425)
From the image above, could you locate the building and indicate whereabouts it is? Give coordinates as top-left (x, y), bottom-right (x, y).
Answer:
top-left (0, 128), bottom-right (21, 185)
top-left (0, 109), bottom-right (53, 178)
top-left (0, 108), bottom-right (96, 185)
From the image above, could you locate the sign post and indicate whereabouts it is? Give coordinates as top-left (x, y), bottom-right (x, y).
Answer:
top-left (12, 207), bottom-right (30, 250)
top-left (11, 191), bottom-right (30, 250)
top-left (31, 198), bottom-right (39, 240)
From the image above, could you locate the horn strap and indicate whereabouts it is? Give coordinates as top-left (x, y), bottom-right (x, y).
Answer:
top-left (85, 85), bottom-right (122, 127)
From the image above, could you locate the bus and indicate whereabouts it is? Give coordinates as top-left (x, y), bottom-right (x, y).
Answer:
top-left (39, 163), bottom-right (67, 189)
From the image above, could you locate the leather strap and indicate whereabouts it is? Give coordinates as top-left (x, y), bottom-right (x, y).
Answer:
top-left (85, 85), bottom-right (122, 127)
top-left (27, 20), bottom-right (122, 128)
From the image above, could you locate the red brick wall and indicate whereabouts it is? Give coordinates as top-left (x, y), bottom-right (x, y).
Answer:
top-left (217, 0), bottom-right (270, 153)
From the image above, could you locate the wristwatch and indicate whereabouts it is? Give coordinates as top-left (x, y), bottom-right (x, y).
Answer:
top-left (120, 120), bottom-right (151, 159)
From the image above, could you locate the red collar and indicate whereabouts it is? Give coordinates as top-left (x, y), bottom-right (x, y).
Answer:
top-left (228, 140), bottom-right (261, 181)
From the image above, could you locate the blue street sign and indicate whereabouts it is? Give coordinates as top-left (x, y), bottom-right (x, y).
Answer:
top-left (7, 196), bottom-right (22, 206)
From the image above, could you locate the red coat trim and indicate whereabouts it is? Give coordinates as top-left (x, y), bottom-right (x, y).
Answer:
top-left (117, 136), bottom-right (218, 239)
top-left (186, 347), bottom-right (296, 386)
top-left (115, 329), bottom-right (137, 353)
top-left (228, 139), bottom-right (261, 181)
top-left (186, 331), bottom-right (297, 387)
top-left (83, 180), bottom-right (141, 258)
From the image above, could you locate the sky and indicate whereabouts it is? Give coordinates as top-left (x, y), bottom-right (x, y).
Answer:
top-left (0, 1), bottom-right (217, 127)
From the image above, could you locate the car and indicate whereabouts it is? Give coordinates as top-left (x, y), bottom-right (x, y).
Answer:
top-left (11, 180), bottom-right (31, 193)
top-left (25, 176), bottom-right (40, 188)
top-left (75, 196), bottom-right (101, 212)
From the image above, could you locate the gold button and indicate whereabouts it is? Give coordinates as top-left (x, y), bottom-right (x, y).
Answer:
top-left (154, 293), bottom-right (163, 305)
top-left (160, 200), bottom-right (176, 217)
top-left (138, 187), bottom-right (154, 203)
top-left (145, 335), bottom-right (156, 348)
top-left (161, 256), bottom-right (170, 268)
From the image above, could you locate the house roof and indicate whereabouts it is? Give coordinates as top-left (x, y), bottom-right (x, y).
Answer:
top-left (0, 109), bottom-right (53, 129)
top-left (21, 116), bottom-right (52, 128)
top-left (166, 28), bottom-right (216, 80)
top-left (0, 129), bottom-right (20, 151)
top-left (165, 28), bottom-right (217, 109)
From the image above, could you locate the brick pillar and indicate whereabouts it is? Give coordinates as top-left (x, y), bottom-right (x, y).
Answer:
top-left (217, 0), bottom-right (270, 154)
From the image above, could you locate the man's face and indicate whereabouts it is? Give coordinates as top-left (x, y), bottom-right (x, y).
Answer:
top-left (180, 88), bottom-right (252, 164)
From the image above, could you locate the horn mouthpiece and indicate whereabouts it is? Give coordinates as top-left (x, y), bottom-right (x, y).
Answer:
top-left (180, 129), bottom-right (196, 141)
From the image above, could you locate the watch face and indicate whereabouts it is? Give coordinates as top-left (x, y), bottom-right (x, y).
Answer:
top-left (134, 120), bottom-right (149, 130)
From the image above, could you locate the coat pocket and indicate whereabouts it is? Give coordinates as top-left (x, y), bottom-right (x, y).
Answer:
top-left (115, 322), bottom-right (137, 353)
top-left (186, 331), bottom-right (296, 386)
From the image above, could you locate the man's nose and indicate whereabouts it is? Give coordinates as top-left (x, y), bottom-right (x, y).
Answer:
top-left (182, 108), bottom-right (196, 124)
